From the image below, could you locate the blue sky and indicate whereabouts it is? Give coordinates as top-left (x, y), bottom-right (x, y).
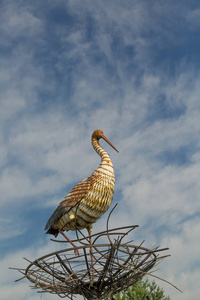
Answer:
top-left (1, 0), bottom-right (200, 299)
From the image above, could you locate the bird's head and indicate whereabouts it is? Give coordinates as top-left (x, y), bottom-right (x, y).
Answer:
top-left (92, 129), bottom-right (119, 152)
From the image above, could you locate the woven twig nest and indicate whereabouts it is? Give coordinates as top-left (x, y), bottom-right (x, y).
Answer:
top-left (12, 218), bottom-right (170, 299)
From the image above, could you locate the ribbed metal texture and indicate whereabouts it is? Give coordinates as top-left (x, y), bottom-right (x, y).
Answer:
top-left (45, 130), bottom-right (116, 236)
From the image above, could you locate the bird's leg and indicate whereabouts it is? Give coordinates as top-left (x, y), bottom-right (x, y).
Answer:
top-left (59, 228), bottom-right (79, 256)
top-left (59, 216), bottom-right (79, 256)
top-left (87, 227), bottom-right (94, 280)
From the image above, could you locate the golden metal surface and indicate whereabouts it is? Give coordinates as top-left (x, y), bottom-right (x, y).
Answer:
top-left (45, 129), bottom-right (117, 236)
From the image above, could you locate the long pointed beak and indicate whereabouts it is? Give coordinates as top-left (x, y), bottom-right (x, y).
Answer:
top-left (101, 134), bottom-right (119, 152)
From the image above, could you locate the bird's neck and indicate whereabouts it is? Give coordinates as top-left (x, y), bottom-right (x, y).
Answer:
top-left (91, 137), bottom-right (113, 167)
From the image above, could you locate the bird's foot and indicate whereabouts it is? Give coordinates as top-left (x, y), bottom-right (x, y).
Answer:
top-left (74, 247), bottom-right (80, 256)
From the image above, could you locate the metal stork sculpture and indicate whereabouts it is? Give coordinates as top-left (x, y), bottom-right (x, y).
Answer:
top-left (45, 129), bottom-right (118, 257)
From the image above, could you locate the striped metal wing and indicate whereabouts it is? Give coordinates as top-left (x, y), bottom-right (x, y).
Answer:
top-left (45, 177), bottom-right (92, 231)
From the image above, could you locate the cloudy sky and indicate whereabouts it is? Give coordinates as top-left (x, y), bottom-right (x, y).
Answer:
top-left (1, 0), bottom-right (200, 299)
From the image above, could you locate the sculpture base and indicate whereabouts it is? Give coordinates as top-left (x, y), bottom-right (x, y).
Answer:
top-left (11, 224), bottom-right (170, 299)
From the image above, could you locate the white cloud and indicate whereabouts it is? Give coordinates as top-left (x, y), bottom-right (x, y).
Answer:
top-left (155, 216), bottom-right (200, 299)
top-left (0, 218), bottom-right (26, 241)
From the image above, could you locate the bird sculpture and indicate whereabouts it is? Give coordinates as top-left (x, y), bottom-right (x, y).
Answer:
top-left (45, 129), bottom-right (118, 257)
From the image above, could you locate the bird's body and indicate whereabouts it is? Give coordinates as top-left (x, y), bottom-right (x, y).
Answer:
top-left (45, 130), bottom-right (118, 244)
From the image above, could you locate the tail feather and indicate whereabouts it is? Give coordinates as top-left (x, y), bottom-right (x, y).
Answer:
top-left (45, 227), bottom-right (59, 237)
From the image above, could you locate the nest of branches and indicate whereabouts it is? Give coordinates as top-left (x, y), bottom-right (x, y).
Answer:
top-left (11, 207), bottom-right (172, 299)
